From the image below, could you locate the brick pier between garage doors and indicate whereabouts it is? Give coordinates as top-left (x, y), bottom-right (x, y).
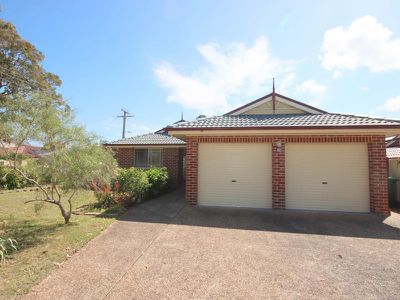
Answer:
top-left (185, 135), bottom-right (388, 214)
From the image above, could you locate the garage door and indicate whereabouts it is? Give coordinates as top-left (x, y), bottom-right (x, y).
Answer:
top-left (286, 144), bottom-right (370, 212)
top-left (198, 143), bottom-right (272, 208)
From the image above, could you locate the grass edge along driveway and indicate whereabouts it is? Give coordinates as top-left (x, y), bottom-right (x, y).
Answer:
top-left (0, 190), bottom-right (116, 300)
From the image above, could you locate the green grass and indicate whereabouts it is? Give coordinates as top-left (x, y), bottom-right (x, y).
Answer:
top-left (0, 190), bottom-right (116, 299)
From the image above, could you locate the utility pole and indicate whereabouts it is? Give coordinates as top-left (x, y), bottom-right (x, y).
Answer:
top-left (117, 109), bottom-right (134, 139)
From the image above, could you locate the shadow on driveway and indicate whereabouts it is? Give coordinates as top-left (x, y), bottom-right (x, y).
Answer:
top-left (119, 188), bottom-right (400, 241)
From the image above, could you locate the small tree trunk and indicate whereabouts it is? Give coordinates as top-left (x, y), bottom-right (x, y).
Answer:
top-left (57, 202), bottom-right (71, 224)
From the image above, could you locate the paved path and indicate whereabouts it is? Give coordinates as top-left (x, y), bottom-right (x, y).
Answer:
top-left (24, 190), bottom-right (400, 299)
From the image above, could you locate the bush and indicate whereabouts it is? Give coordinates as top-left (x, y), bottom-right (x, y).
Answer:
top-left (94, 167), bottom-right (170, 210)
top-left (93, 191), bottom-right (115, 209)
top-left (113, 168), bottom-right (150, 203)
top-left (0, 167), bottom-right (30, 190)
top-left (146, 167), bottom-right (169, 197)
top-left (4, 170), bottom-right (22, 190)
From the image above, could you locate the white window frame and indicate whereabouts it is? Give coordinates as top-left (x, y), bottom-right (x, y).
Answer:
top-left (134, 149), bottom-right (163, 168)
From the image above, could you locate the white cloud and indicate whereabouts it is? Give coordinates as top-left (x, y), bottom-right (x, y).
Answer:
top-left (360, 86), bottom-right (369, 92)
top-left (295, 80), bottom-right (326, 96)
top-left (154, 36), bottom-right (296, 113)
top-left (277, 72), bottom-right (295, 94)
top-left (378, 96), bottom-right (400, 112)
top-left (321, 15), bottom-right (400, 74)
top-left (333, 70), bottom-right (343, 79)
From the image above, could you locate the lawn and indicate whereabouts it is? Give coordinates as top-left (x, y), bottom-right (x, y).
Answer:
top-left (0, 190), bottom-right (116, 299)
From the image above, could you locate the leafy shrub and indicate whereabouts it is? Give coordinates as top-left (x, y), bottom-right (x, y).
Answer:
top-left (94, 191), bottom-right (115, 209)
top-left (0, 167), bottom-right (6, 189)
top-left (146, 167), bottom-right (169, 197)
top-left (4, 170), bottom-right (22, 189)
top-left (0, 238), bottom-right (18, 262)
top-left (94, 167), bottom-right (170, 210)
top-left (113, 168), bottom-right (150, 203)
top-left (0, 167), bottom-right (29, 190)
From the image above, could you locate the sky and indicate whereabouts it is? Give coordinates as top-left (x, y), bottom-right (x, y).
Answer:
top-left (1, 0), bottom-right (400, 141)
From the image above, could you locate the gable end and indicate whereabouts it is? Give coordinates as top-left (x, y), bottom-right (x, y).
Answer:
top-left (226, 93), bottom-right (326, 115)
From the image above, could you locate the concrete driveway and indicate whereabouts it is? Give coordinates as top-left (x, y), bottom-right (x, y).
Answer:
top-left (24, 190), bottom-right (400, 300)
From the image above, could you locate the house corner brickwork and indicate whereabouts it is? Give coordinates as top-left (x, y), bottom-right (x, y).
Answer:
top-left (185, 137), bottom-right (198, 205)
top-left (368, 136), bottom-right (389, 215)
top-left (272, 138), bottom-right (285, 209)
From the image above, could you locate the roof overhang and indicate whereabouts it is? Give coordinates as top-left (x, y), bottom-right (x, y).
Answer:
top-left (167, 126), bottom-right (400, 138)
top-left (104, 144), bottom-right (186, 148)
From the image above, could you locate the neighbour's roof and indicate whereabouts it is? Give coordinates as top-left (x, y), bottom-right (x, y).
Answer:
top-left (105, 133), bottom-right (186, 146)
top-left (166, 113), bottom-right (400, 130)
top-left (387, 147), bottom-right (400, 159)
top-left (387, 136), bottom-right (400, 148)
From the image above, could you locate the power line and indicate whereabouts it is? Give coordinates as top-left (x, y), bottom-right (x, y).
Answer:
top-left (117, 109), bottom-right (133, 139)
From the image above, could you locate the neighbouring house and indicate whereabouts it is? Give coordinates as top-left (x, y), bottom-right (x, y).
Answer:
top-left (0, 142), bottom-right (47, 166)
top-left (387, 136), bottom-right (400, 179)
top-left (164, 89), bottom-right (400, 214)
top-left (0, 142), bottom-right (43, 157)
top-left (104, 133), bottom-right (186, 187)
top-left (386, 136), bottom-right (400, 206)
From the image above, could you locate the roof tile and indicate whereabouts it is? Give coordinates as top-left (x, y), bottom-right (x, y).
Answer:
top-left (387, 147), bottom-right (400, 158)
top-left (107, 133), bottom-right (186, 145)
top-left (167, 114), bottom-right (400, 129)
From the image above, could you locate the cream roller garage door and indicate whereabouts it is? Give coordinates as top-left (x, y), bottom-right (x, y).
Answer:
top-left (286, 143), bottom-right (369, 212)
top-left (198, 143), bottom-right (272, 208)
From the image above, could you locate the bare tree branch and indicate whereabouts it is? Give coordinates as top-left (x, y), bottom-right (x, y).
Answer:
top-left (25, 198), bottom-right (56, 204)
top-left (54, 185), bottom-right (62, 202)
top-left (66, 190), bottom-right (76, 215)
top-left (14, 167), bottom-right (50, 200)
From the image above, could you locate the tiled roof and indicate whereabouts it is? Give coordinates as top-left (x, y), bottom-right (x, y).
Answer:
top-left (387, 136), bottom-right (400, 147)
top-left (106, 133), bottom-right (186, 145)
top-left (387, 147), bottom-right (400, 158)
top-left (167, 114), bottom-right (400, 130)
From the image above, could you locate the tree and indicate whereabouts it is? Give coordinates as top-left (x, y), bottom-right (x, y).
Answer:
top-left (0, 19), bottom-right (61, 102)
top-left (0, 93), bottom-right (117, 224)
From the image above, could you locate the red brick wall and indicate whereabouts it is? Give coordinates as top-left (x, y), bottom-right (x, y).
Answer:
top-left (113, 148), bottom-right (135, 168)
top-left (184, 134), bottom-right (389, 214)
top-left (162, 148), bottom-right (181, 188)
top-left (272, 138), bottom-right (285, 209)
top-left (185, 137), bottom-right (198, 205)
top-left (111, 147), bottom-right (184, 188)
top-left (368, 136), bottom-right (389, 214)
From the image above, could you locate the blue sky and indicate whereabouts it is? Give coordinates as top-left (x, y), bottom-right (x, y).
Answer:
top-left (2, 0), bottom-right (400, 141)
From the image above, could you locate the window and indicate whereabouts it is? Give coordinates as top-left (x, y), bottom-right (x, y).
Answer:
top-left (134, 149), bottom-right (162, 168)
top-left (135, 149), bottom-right (148, 168)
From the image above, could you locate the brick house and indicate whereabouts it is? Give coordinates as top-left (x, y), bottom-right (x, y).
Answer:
top-left (165, 91), bottom-right (400, 214)
top-left (387, 136), bottom-right (400, 179)
top-left (104, 133), bottom-right (186, 187)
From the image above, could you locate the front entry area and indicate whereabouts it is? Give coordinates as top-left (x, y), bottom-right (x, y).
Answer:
top-left (198, 143), bottom-right (272, 208)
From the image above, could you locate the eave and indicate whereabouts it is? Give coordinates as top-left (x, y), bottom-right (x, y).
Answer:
top-left (166, 125), bottom-right (400, 138)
